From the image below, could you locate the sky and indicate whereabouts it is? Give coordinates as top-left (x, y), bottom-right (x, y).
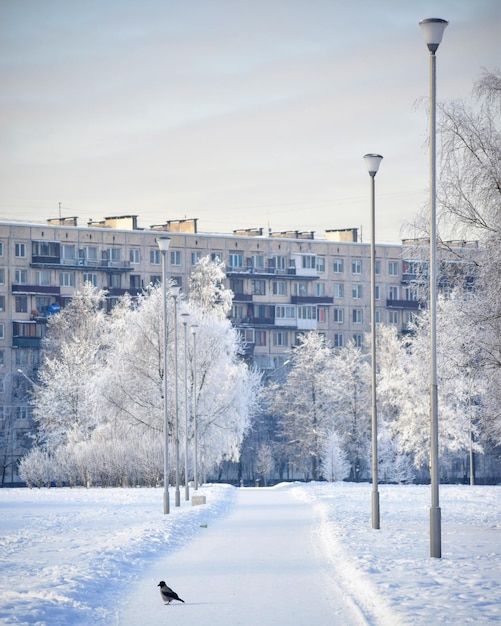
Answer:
top-left (0, 0), bottom-right (499, 244)
top-left (0, 483), bottom-right (499, 625)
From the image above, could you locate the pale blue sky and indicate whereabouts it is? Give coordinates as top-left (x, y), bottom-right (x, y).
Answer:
top-left (0, 0), bottom-right (499, 243)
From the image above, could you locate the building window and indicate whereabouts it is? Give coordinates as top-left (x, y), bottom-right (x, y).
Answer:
top-left (15, 242), bottom-right (26, 258)
top-left (0, 296), bottom-right (4, 312)
top-left (334, 308), bottom-right (344, 323)
top-left (211, 252), bottom-right (223, 263)
top-left (353, 334), bottom-right (363, 347)
top-left (191, 251), bottom-right (202, 266)
top-left (389, 311), bottom-right (399, 325)
top-left (107, 248), bottom-right (121, 263)
top-left (251, 280), bottom-right (266, 295)
top-left (0, 350), bottom-right (4, 367)
top-left (389, 286), bottom-right (399, 300)
top-left (170, 250), bottom-right (181, 266)
top-left (109, 273), bottom-right (121, 289)
top-left (315, 282), bottom-right (326, 297)
top-left (389, 261), bottom-right (399, 276)
top-left (317, 307), bottom-right (327, 323)
top-left (0, 268), bottom-right (4, 284)
top-left (352, 284), bottom-right (363, 299)
top-left (273, 331), bottom-right (288, 347)
top-left (130, 249), bottom-right (141, 264)
top-left (150, 275), bottom-right (161, 285)
top-left (232, 304), bottom-right (244, 320)
top-left (36, 271), bottom-right (51, 286)
top-left (352, 260), bottom-right (362, 274)
top-left (15, 297), bottom-right (28, 313)
top-left (375, 309), bottom-right (382, 324)
top-left (273, 255), bottom-right (287, 271)
top-left (82, 246), bottom-right (98, 262)
top-left (15, 349), bottom-right (29, 368)
top-left (255, 331), bottom-right (267, 346)
top-left (60, 272), bottom-right (75, 287)
top-left (298, 305), bottom-right (316, 320)
top-left (292, 282), bottom-right (308, 296)
top-left (229, 253), bottom-right (243, 269)
top-left (0, 241), bottom-right (3, 256)
top-left (334, 333), bottom-right (344, 348)
top-left (130, 275), bottom-right (141, 290)
top-left (273, 280), bottom-right (287, 296)
top-left (334, 283), bottom-right (344, 298)
top-left (275, 305), bottom-right (295, 320)
top-left (61, 244), bottom-right (75, 263)
top-left (83, 273), bottom-right (98, 287)
top-left (35, 297), bottom-right (51, 315)
top-left (333, 258), bottom-right (344, 273)
top-left (230, 278), bottom-right (244, 294)
top-left (375, 285), bottom-right (381, 300)
top-left (302, 255), bottom-right (316, 269)
top-left (352, 309), bottom-right (363, 324)
top-left (15, 270), bottom-right (27, 284)
top-left (150, 249), bottom-right (161, 265)
top-left (316, 257), bottom-right (325, 273)
top-left (0, 324), bottom-right (4, 340)
top-left (375, 259), bottom-right (381, 275)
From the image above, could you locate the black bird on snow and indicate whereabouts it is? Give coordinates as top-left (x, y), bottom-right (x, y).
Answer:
top-left (158, 581), bottom-right (185, 605)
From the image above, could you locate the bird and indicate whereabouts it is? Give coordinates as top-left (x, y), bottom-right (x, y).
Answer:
top-left (158, 581), bottom-right (185, 604)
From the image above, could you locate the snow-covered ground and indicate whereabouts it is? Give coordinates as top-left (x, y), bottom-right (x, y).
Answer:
top-left (0, 482), bottom-right (499, 625)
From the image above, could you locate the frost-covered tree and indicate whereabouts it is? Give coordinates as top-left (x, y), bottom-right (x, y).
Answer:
top-left (331, 340), bottom-right (371, 481)
top-left (437, 69), bottom-right (501, 424)
top-left (255, 443), bottom-right (275, 486)
top-left (31, 283), bottom-right (107, 450)
top-left (188, 255), bottom-right (233, 316)
top-left (268, 332), bottom-right (336, 480)
top-left (320, 431), bottom-right (350, 482)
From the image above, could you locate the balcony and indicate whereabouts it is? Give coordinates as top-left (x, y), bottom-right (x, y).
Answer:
top-left (386, 299), bottom-right (421, 310)
top-left (231, 293), bottom-right (253, 303)
top-left (291, 295), bottom-right (334, 305)
top-left (227, 265), bottom-right (297, 277)
top-left (12, 284), bottom-right (61, 296)
top-left (12, 336), bottom-right (42, 348)
top-left (31, 257), bottom-right (132, 272)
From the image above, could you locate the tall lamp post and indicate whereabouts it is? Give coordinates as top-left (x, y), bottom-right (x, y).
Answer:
top-left (181, 312), bottom-right (191, 501)
top-left (172, 286), bottom-right (181, 507)
top-left (364, 153), bottom-right (383, 531)
top-left (419, 16), bottom-right (448, 559)
top-left (191, 324), bottom-right (199, 490)
top-left (157, 236), bottom-right (171, 514)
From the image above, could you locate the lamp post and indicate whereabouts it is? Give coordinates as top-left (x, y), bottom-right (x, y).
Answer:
top-left (419, 16), bottom-right (448, 559)
top-left (364, 153), bottom-right (383, 531)
top-left (157, 236), bottom-right (171, 514)
top-left (172, 286), bottom-right (181, 507)
top-left (181, 312), bottom-right (190, 501)
top-left (191, 324), bottom-right (199, 490)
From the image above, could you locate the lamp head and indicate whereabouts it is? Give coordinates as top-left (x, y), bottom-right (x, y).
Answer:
top-left (157, 236), bottom-right (171, 252)
top-left (419, 18), bottom-right (448, 53)
top-left (363, 153), bottom-right (383, 177)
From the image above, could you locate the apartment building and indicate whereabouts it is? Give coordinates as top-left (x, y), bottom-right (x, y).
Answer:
top-left (0, 215), bottom-right (415, 484)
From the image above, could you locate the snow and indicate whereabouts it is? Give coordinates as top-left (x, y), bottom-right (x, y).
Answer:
top-left (0, 483), bottom-right (499, 625)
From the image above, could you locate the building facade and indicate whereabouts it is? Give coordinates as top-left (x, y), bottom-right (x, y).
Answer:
top-left (0, 215), bottom-right (417, 484)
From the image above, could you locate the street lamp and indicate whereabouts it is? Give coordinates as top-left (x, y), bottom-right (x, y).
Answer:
top-left (181, 312), bottom-right (190, 501)
top-left (364, 153), bottom-right (383, 531)
top-left (171, 286), bottom-right (181, 507)
top-left (419, 16), bottom-right (448, 559)
top-left (191, 324), bottom-right (199, 490)
top-left (157, 236), bottom-right (171, 514)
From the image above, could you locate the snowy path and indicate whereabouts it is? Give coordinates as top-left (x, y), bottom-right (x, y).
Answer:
top-left (119, 487), bottom-right (368, 626)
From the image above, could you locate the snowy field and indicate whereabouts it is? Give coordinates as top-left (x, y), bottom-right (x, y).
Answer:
top-left (0, 482), bottom-right (499, 625)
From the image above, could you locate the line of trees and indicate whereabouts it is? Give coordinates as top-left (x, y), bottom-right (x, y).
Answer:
top-left (19, 260), bottom-right (261, 487)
